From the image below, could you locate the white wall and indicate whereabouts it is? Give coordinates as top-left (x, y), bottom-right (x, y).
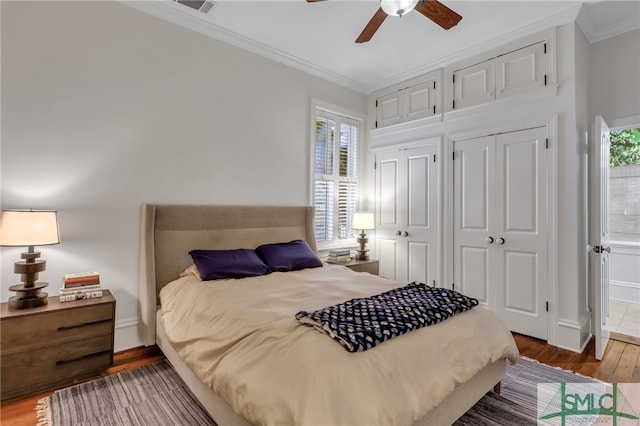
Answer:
top-left (610, 242), bottom-right (640, 304)
top-left (589, 28), bottom-right (640, 122)
top-left (0, 1), bottom-right (366, 351)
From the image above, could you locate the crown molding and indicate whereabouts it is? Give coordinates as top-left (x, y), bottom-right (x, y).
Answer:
top-left (577, 9), bottom-right (640, 44)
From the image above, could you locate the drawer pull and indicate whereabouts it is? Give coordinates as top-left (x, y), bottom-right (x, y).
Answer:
top-left (57, 319), bottom-right (112, 332)
top-left (56, 350), bottom-right (112, 366)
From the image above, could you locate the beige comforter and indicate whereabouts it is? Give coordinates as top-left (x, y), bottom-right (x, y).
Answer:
top-left (160, 264), bottom-right (519, 426)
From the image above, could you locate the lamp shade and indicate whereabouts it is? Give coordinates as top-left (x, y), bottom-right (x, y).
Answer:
top-left (352, 212), bottom-right (375, 230)
top-left (0, 210), bottom-right (60, 247)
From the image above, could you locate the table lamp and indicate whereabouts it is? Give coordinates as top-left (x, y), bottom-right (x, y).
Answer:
top-left (352, 212), bottom-right (375, 261)
top-left (0, 209), bottom-right (60, 309)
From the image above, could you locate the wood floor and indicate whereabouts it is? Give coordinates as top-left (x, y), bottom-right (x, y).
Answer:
top-left (1, 335), bottom-right (638, 426)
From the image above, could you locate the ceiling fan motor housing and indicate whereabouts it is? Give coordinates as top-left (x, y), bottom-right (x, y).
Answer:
top-left (381, 0), bottom-right (420, 17)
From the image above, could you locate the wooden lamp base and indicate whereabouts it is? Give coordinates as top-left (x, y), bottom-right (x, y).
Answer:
top-left (355, 231), bottom-right (370, 261)
top-left (8, 282), bottom-right (49, 309)
top-left (8, 249), bottom-right (50, 309)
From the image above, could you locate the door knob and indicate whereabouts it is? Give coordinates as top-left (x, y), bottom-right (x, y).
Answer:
top-left (396, 230), bottom-right (402, 236)
top-left (485, 236), bottom-right (494, 244)
top-left (497, 237), bottom-right (505, 245)
top-left (403, 231), bottom-right (409, 237)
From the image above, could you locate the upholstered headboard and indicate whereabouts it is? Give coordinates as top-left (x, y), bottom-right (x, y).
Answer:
top-left (139, 204), bottom-right (316, 346)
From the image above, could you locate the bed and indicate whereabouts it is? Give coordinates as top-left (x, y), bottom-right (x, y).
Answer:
top-left (139, 204), bottom-right (519, 426)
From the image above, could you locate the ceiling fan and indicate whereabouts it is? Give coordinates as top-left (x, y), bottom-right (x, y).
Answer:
top-left (307, 0), bottom-right (462, 43)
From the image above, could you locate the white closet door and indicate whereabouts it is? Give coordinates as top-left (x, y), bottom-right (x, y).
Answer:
top-left (453, 136), bottom-right (495, 305)
top-left (376, 146), bottom-right (439, 283)
top-left (494, 127), bottom-right (548, 339)
top-left (405, 146), bottom-right (438, 284)
top-left (453, 127), bottom-right (548, 340)
top-left (376, 151), bottom-right (401, 280)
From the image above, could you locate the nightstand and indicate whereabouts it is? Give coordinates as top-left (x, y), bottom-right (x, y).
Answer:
top-left (0, 290), bottom-right (115, 401)
top-left (336, 259), bottom-right (379, 275)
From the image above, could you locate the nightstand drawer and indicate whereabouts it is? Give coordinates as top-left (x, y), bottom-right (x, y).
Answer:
top-left (1, 334), bottom-right (113, 400)
top-left (0, 304), bottom-right (113, 356)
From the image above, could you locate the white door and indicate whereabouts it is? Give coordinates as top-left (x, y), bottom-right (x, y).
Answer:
top-left (591, 116), bottom-right (611, 360)
top-left (453, 136), bottom-right (494, 305)
top-left (376, 146), bottom-right (439, 284)
top-left (404, 146), bottom-right (439, 284)
top-left (494, 127), bottom-right (548, 339)
top-left (377, 151), bottom-right (401, 279)
top-left (453, 127), bottom-right (548, 339)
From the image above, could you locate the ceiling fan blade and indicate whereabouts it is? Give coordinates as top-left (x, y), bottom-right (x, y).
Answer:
top-left (356, 8), bottom-right (387, 43)
top-left (415, 0), bottom-right (462, 30)
top-left (306, 0), bottom-right (327, 2)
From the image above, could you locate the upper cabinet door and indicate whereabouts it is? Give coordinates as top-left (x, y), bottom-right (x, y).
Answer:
top-left (404, 79), bottom-right (437, 123)
top-left (376, 91), bottom-right (403, 129)
top-left (374, 74), bottom-right (440, 129)
top-left (446, 29), bottom-right (555, 113)
top-left (452, 59), bottom-right (495, 111)
top-left (495, 41), bottom-right (547, 99)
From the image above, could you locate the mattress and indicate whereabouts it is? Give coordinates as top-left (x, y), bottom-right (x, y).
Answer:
top-left (160, 264), bottom-right (519, 426)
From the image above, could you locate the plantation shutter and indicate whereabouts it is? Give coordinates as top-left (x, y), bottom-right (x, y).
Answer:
top-left (313, 110), bottom-right (360, 246)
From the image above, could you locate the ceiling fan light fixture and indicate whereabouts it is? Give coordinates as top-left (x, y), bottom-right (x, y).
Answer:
top-left (380, 0), bottom-right (419, 17)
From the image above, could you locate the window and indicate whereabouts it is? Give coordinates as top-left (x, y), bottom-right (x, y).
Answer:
top-left (313, 109), bottom-right (360, 248)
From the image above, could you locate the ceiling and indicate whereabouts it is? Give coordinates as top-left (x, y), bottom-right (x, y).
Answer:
top-left (124, 0), bottom-right (640, 93)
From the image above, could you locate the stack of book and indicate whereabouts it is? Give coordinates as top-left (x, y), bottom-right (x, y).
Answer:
top-left (60, 272), bottom-right (103, 302)
top-left (327, 249), bottom-right (352, 264)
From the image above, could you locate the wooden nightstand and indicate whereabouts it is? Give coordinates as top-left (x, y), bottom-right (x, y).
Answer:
top-left (0, 290), bottom-right (115, 401)
top-left (336, 259), bottom-right (380, 275)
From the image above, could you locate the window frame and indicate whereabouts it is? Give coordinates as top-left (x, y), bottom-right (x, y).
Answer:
top-left (310, 101), bottom-right (364, 251)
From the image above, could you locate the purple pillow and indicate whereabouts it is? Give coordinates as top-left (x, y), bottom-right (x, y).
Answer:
top-left (189, 249), bottom-right (269, 281)
top-left (255, 240), bottom-right (323, 272)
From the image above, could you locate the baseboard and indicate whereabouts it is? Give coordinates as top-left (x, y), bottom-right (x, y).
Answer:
top-left (610, 280), bottom-right (640, 304)
top-left (555, 312), bottom-right (592, 353)
top-left (114, 317), bottom-right (142, 352)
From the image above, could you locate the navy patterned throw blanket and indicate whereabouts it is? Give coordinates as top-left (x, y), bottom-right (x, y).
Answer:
top-left (295, 282), bottom-right (479, 352)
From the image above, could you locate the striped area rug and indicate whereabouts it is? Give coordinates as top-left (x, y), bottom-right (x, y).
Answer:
top-left (37, 362), bottom-right (215, 426)
top-left (455, 357), bottom-right (597, 425)
top-left (37, 357), bottom-right (597, 426)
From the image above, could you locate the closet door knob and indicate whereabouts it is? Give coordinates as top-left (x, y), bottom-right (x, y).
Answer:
top-left (396, 230), bottom-right (402, 236)
top-left (485, 236), bottom-right (494, 244)
top-left (497, 237), bottom-right (505, 245)
top-left (403, 231), bottom-right (409, 237)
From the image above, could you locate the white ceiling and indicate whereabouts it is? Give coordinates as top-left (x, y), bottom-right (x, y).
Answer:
top-left (124, 0), bottom-right (640, 93)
